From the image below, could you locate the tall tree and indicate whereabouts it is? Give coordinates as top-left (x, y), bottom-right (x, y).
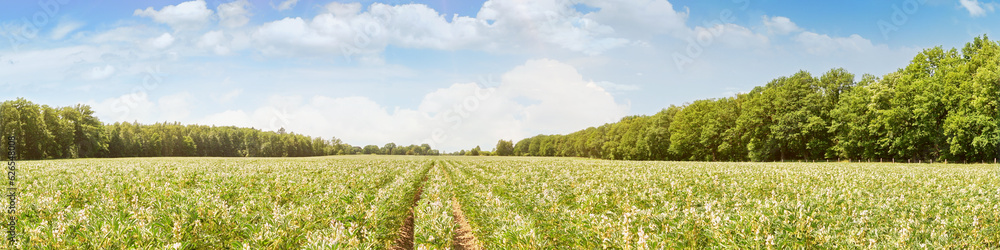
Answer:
top-left (495, 139), bottom-right (514, 156)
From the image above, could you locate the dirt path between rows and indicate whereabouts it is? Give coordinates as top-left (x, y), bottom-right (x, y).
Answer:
top-left (451, 197), bottom-right (481, 250)
top-left (391, 174), bottom-right (428, 250)
top-left (392, 162), bottom-right (481, 250)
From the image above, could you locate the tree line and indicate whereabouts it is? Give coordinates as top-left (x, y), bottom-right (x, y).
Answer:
top-left (506, 36), bottom-right (1000, 163)
top-left (0, 99), bottom-right (440, 160)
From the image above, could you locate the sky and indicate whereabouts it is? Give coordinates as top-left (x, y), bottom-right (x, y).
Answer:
top-left (0, 0), bottom-right (997, 152)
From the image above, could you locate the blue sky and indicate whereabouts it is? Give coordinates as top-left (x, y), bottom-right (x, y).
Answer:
top-left (0, 0), bottom-right (997, 151)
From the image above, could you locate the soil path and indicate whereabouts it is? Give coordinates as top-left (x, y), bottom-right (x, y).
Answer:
top-left (391, 174), bottom-right (428, 250)
top-left (451, 197), bottom-right (481, 250)
top-left (393, 162), bottom-right (481, 250)
top-left (444, 161), bottom-right (482, 249)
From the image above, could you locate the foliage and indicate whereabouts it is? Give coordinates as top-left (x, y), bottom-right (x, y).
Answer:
top-left (0, 99), bottom-right (440, 159)
top-left (494, 139), bottom-right (514, 156)
top-left (513, 35), bottom-right (1000, 163)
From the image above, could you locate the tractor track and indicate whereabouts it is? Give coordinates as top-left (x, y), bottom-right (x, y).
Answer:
top-left (451, 197), bottom-right (481, 250)
top-left (391, 167), bottom-right (430, 250)
top-left (444, 161), bottom-right (482, 250)
top-left (392, 160), bottom-right (482, 249)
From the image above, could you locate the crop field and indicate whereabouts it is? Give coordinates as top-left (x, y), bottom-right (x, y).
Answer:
top-left (7, 156), bottom-right (1000, 248)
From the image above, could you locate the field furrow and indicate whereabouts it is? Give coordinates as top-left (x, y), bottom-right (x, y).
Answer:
top-left (10, 156), bottom-right (1000, 248)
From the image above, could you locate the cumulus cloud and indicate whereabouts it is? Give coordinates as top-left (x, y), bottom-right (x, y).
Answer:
top-left (794, 32), bottom-right (876, 55)
top-left (249, 0), bottom-right (643, 58)
top-left (134, 0), bottom-right (214, 31)
top-left (199, 110), bottom-right (251, 127)
top-left (576, 0), bottom-right (689, 38)
top-left (196, 29), bottom-right (252, 55)
top-left (274, 0), bottom-right (299, 11)
top-left (252, 17), bottom-right (341, 56)
top-left (475, 0), bottom-right (632, 55)
top-left (91, 92), bottom-right (196, 124)
top-left (496, 59), bottom-right (629, 133)
top-left (197, 30), bottom-right (231, 54)
top-left (124, 0), bottom-right (776, 59)
top-left (693, 23), bottom-right (769, 49)
top-left (84, 65), bottom-right (116, 80)
top-left (194, 59), bottom-right (628, 151)
top-left (149, 33), bottom-right (176, 49)
top-left (762, 15), bottom-right (800, 35)
top-left (218, 0), bottom-right (251, 28)
top-left (250, 3), bottom-right (479, 57)
top-left (959, 0), bottom-right (997, 17)
top-left (159, 92), bottom-right (195, 121)
top-left (90, 92), bottom-right (157, 123)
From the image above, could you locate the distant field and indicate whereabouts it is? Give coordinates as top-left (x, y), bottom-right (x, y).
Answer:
top-left (10, 156), bottom-right (1000, 248)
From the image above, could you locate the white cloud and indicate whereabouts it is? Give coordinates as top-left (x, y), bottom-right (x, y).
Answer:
top-left (195, 58), bottom-right (628, 151)
top-left (84, 65), bottom-right (116, 80)
top-left (200, 110), bottom-right (251, 127)
top-left (794, 32), bottom-right (876, 55)
top-left (475, 0), bottom-right (632, 55)
top-left (373, 3), bottom-right (484, 49)
top-left (250, 3), bottom-right (472, 57)
top-left (218, 0), bottom-right (251, 28)
top-left (120, 0), bottom-right (774, 60)
top-left (324, 2), bottom-right (362, 16)
top-left (211, 88), bottom-right (243, 103)
top-left (576, 0), bottom-right (689, 38)
top-left (90, 92), bottom-right (193, 124)
top-left (762, 15), bottom-right (800, 35)
top-left (159, 92), bottom-right (195, 122)
top-left (90, 92), bottom-right (157, 123)
top-left (250, 0), bottom-right (643, 58)
top-left (595, 81), bottom-right (639, 92)
top-left (198, 30), bottom-right (225, 47)
top-left (252, 17), bottom-right (342, 56)
top-left (0, 45), bottom-right (128, 92)
top-left (197, 30), bottom-right (234, 55)
top-left (50, 20), bottom-right (84, 40)
top-left (959, 0), bottom-right (997, 17)
top-left (150, 33), bottom-right (176, 49)
top-left (275, 0), bottom-right (298, 11)
top-left (693, 23), bottom-right (769, 49)
top-left (134, 0), bottom-right (214, 31)
top-left (497, 59), bottom-right (629, 133)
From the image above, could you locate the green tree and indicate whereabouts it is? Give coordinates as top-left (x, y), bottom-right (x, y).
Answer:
top-left (513, 137), bottom-right (531, 156)
top-left (363, 145), bottom-right (380, 155)
top-left (495, 139), bottom-right (514, 156)
top-left (646, 106), bottom-right (680, 160)
top-left (383, 143), bottom-right (396, 155)
top-left (181, 136), bottom-right (197, 156)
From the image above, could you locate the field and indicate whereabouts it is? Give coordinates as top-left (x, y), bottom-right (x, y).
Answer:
top-left (7, 156), bottom-right (1000, 248)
